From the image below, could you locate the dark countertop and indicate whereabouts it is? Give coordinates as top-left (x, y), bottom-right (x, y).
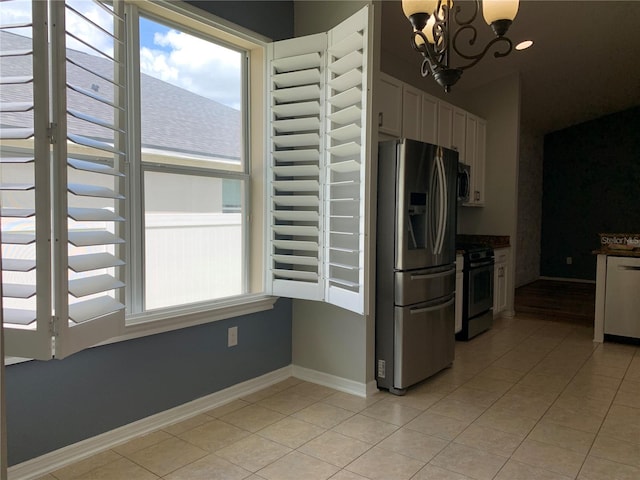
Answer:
top-left (592, 248), bottom-right (640, 258)
top-left (456, 234), bottom-right (511, 249)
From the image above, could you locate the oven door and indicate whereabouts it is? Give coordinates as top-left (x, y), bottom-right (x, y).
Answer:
top-left (465, 262), bottom-right (494, 318)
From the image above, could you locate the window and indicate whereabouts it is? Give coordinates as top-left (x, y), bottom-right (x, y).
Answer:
top-left (1, 0), bottom-right (268, 360)
top-left (131, 13), bottom-right (249, 313)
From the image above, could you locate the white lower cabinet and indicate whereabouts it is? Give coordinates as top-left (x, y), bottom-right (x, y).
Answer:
top-left (493, 248), bottom-right (510, 317)
top-left (455, 254), bottom-right (463, 334)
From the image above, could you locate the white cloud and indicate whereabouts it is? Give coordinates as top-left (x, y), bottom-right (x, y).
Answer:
top-left (65, 1), bottom-right (115, 58)
top-left (140, 29), bottom-right (242, 110)
top-left (0, 0), bottom-right (242, 109)
top-left (0, 0), bottom-right (115, 58)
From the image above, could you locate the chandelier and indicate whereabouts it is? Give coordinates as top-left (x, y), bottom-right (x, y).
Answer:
top-left (402, 0), bottom-right (520, 92)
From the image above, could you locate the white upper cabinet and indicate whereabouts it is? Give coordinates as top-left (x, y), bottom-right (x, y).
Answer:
top-left (267, 6), bottom-right (371, 314)
top-left (376, 72), bottom-right (402, 137)
top-left (464, 114), bottom-right (486, 206)
top-left (420, 93), bottom-right (438, 145)
top-left (376, 75), bottom-right (438, 146)
top-left (437, 101), bottom-right (453, 148)
top-left (401, 84), bottom-right (422, 141)
top-left (452, 107), bottom-right (466, 163)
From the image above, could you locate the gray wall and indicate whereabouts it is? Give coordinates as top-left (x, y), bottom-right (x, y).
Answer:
top-left (540, 106), bottom-right (640, 280)
top-left (516, 128), bottom-right (544, 287)
top-left (187, 1), bottom-right (294, 40)
top-left (6, 299), bottom-right (292, 465)
top-left (6, 1), bottom-right (295, 466)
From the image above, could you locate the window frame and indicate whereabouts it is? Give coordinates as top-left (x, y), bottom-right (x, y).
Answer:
top-left (119, 0), bottom-right (272, 333)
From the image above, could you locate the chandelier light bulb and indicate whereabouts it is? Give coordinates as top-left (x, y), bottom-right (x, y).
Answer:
top-left (402, 0), bottom-right (438, 31)
top-left (415, 15), bottom-right (436, 46)
top-left (401, 0), bottom-right (438, 19)
top-left (482, 0), bottom-right (520, 34)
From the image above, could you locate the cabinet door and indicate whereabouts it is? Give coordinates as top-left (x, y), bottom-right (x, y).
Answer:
top-left (437, 101), bottom-right (453, 148)
top-left (455, 255), bottom-right (463, 333)
top-left (474, 119), bottom-right (486, 205)
top-left (376, 73), bottom-right (402, 137)
top-left (402, 84), bottom-right (422, 141)
top-left (420, 93), bottom-right (438, 145)
top-left (464, 115), bottom-right (477, 204)
top-left (451, 107), bottom-right (466, 163)
top-left (493, 249), bottom-right (508, 316)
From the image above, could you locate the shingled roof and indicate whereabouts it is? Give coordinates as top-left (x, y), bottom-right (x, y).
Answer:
top-left (0, 31), bottom-right (242, 162)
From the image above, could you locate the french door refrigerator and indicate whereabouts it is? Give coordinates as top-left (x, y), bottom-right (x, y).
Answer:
top-left (376, 139), bottom-right (458, 395)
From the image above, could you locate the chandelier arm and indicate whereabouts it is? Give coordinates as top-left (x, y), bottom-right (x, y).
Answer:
top-left (453, 35), bottom-right (514, 71)
top-left (411, 30), bottom-right (447, 72)
top-left (451, 0), bottom-right (479, 27)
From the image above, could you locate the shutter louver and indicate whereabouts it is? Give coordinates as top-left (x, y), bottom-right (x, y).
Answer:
top-left (51, 0), bottom-right (126, 358)
top-left (268, 34), bottom-right (326, 301)
top-left (1, 1), bottom-right (53, 358)
top-left (324, 8), bottom-right (369, 314)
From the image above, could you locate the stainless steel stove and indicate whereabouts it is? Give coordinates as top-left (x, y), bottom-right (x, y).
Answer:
top-left (456, 243), bottom-right (494, 340)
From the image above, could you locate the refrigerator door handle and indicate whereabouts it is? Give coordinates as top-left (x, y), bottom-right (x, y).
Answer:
top-left (435, 151), bottom-right (447, 255)
top-left (409, 297), bottom-right (455, 315)
top-left (429, 159), bottom-right (439, 253)
top-left (410, 268), bottom-right (455, 281)
top-left (439, 154), bottom-right (447, 254)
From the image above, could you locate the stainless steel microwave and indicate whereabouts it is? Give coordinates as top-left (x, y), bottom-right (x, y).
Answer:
top-left (457, 162), bottom-right (471, 203)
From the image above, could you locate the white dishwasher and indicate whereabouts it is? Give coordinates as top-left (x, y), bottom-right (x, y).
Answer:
top-left (604, 256), bottom-right (640, 339)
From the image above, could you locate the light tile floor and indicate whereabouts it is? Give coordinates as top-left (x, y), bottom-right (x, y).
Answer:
top-left (41, 314), bottom-right (640, 480)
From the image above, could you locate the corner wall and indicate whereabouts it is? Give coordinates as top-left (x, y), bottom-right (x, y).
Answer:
top-left (516, 128), bottom-right (544, 287)
top-left (290, 0), bottom-right (373, 389)
top-left (456, 73), bottom-right (521, 313)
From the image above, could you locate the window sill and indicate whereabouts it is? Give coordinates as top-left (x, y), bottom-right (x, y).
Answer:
top-left (109, 294), bottom-right (279, 345)
top-left (4, 295), bottom-right (279, 365)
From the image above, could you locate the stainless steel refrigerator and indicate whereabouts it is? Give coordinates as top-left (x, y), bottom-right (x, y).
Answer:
top-left (376, 138), bottom-right (458, 395)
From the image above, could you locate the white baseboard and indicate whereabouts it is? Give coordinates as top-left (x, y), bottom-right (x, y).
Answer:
top-left (291, 365), bottom-right (373, 398)
top-left (8, 366), bottom-right (293, 480)
top-left (8, 364), bottom-right (378, 480)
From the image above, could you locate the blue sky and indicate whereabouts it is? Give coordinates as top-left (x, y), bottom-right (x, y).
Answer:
top-left (139, 16), bottom-right (171, 52)
top-left (0, 1), bottom-right (242, 110)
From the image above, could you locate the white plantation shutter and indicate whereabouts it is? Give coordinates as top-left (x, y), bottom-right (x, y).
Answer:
top-left (1, 1), bottom-right (52, 359)
top-left (324, 7), bottom-right (369, 314)
top-left (267, 34), bottom-right (327, 301)
top-left (1, 0), bottom-right (126, 360)
top-left (267, 6), bottom-right (370, 314)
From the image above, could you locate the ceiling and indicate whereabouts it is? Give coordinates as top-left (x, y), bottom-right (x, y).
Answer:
top-left (380, 1), bottom-right (640, 134)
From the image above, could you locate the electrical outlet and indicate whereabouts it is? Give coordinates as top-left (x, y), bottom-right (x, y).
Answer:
top-left (566, 257), bottom-right (573, 265)
top-left (377, 359), bottom-right (386, 378)
top-left (228, 326), bottom-right (238, 347)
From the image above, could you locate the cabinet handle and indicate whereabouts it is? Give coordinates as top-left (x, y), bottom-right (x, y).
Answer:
top-left (378, 112), bottom-right (383, 127)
